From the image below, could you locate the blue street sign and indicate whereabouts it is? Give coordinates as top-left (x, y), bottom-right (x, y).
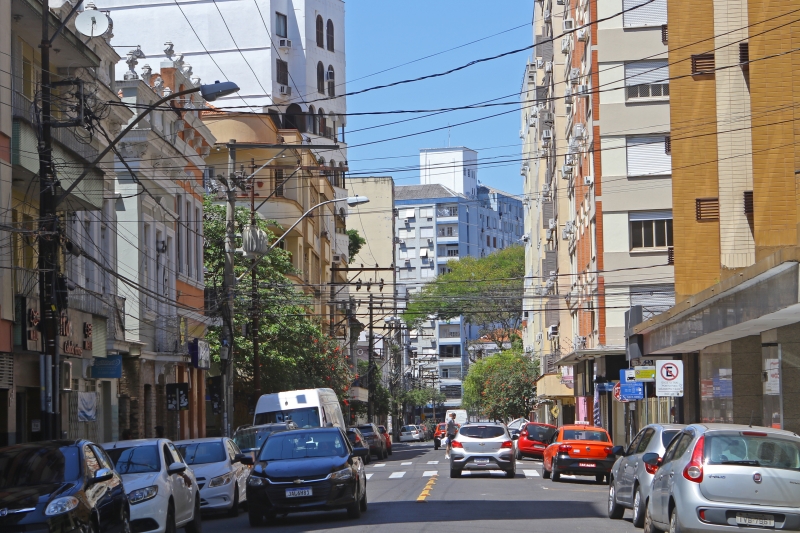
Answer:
top-left (619, 382), bottom-right (645, 401)
top-left (92, 354), bottom-right (122, 379)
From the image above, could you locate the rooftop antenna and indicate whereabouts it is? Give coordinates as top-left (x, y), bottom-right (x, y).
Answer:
top-left (447, 124), bottom-right (451, 147)
top-left (74, 3), bottom-right (111, 38)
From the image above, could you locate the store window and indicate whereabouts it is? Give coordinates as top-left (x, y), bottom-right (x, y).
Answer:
top-left (700, 351), bottom-right (734, 423)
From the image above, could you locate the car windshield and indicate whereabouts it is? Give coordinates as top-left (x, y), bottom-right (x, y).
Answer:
top-left (259, 431), bottom-right (347, 461)
top-left (0, 445), bottom-right (80, 489)
top-left (106, 445), bottom-right (160, 474)
top-left (176, 442), bottom-right (226, 465)
top-left (662, 430), bottom-right (681, 447)
top-left (233, 428), bottom-right (258, 451)
top-left (562, 429), bottom-right (609, 442)
top-left (438, 423), bottom-right (446, 431)
top-left (254, 407), bottom-right (320, 428)
top-left (526, 424), bottom-right (556, 442)
top-left (460, 426), bottom-right (506, 439)
top-left (705, 433), bottom-right (800, 471)
top-left (358, 425), bottom-right (375, 435)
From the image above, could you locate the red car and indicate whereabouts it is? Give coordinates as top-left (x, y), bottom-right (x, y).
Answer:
top-left (516, 422), bottom-right (557, 459)
top-left (378, 425), bottom-right (392, 455)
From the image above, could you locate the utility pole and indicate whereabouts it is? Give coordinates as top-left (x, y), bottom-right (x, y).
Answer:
top-left (221, 140), bottom-right (236, 437)
top-left (249, 158), bottom-right (261, 406)
top-left (367, 292), bottom-right (374, 423)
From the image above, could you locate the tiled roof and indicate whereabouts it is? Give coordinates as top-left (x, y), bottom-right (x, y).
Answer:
top-left (395, 184), bottom-right (465, 200)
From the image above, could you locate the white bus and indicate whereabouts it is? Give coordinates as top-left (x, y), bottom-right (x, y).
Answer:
top-left (253, 388), bottom-right (345, 429)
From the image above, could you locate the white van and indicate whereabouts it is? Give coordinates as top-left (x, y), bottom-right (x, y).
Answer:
top-left (253, 388), bottom-right (345, 429)
top-left (446, 409), bottom-right (468, 426)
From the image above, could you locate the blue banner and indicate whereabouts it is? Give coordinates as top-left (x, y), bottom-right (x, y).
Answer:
top-left (92, 354), bottom-right (122, 379)
top-left (619, 382), bottom-right (645, 401)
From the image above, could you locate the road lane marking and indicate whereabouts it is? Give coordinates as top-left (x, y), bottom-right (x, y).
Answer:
top-left (372, 463), bottom-right (386, 467)
top-left (523, 469), bottom-right (540, 477)
top-left (423, 471), bottom-right (438, 477)
top-left (416, 474), bottom-right (438, 502)
top-left (366, 473), bottom-right (373, 479)
top-left (427, 460), bottom-right (439, 464)
top-left (401, 462), bottom-right (413, 465)
top-left (389, 471), bottom-right (406, 479)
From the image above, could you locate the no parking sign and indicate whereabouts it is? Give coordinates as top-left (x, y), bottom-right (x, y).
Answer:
top-left (656, 360), bottom-right (683, 397)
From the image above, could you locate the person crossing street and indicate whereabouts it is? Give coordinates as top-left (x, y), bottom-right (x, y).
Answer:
top-left (445, 412), bottom-right (458, 459)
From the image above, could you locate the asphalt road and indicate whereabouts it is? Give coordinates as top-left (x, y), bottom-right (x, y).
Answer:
top-left (202, 442), bottom-right (642, 533)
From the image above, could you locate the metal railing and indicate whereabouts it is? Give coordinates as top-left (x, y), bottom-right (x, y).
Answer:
top-left (437, 228), bottom-right (458, 237)
top-left (69, 288), bottom-right (109, 316)
top-left (155, 315), bottom-right (181, 353)
top-left (436, 207), bottom-right (458, 217)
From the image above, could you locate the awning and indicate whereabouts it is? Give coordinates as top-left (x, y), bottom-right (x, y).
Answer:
top-left (555, 346), bottom-right (626, 366)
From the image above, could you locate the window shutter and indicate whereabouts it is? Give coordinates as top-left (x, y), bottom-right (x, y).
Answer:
top-left (661, 24), bottom-right (668, 44)
top-left (623, 0), bottom-right (667, 27)
top-left (542, 199), bottom-right (554, 229)
top-left (545, 296), bottom-right (560, 327)
top-left (627, 136), bottom-right (672, 176)
top-left (744, 191), bottom-right (754, 216)
top-left (695, 198), bottom-right (719, 221)
top-left (629, 210), bottom-right (672, 221)
top-left (543, 250), bottom-right (557, 276)
top-left (691, 54), bottom-right (715, 75)
top-left (664, 136), bottom-right (671, 155)
top-left (739, 42), bottom-right (749, 67)
top-left (535, 35), bottom-right (554, 60)
top-left (624, 61), bottom-right (669, 86)
top-left (630, 284), bottom-right (675, 319)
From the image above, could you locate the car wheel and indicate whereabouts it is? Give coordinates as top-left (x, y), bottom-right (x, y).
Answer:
top-left (552, 472), bottom-right (561, 481)
top-left (632, 485), bottom-right (646, 528)
top-left (643, 502), bottom-right (660, 533)
top-left (228, 484), bottom-right (240, 518)
top-left (505, 465), bottom-right (516, 478)
top-left (359, 487), bottom-right (368, 512)
top-left (542, 464), bottom-right (551, 479)
top-left (184, 496), bottom-right (202, 533)
top-left (165, 503), bottom-right (177, 533)
top-left (669, 507), bottom-right (682, 533)
top-left (248, 505), bottom-right (265, 527)
top-left (346, 485), bottom-right (362, 519)
top-left (450, 468), bottom-right (461, 478)
top-left (596, 474), bottom-right (606, 484)
top-left (607, 480), bottom-right (625, 519)
top-left (516, 448), bottom-right (522, 460)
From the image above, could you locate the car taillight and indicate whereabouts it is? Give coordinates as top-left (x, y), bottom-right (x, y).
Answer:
top-left (501, 440), bottom-right (513, 449)
top-left (683, 435), bottom-right (705, 483)
top-left (452, 440), bottom-right (463, 448)
top-left (742, 431), bottom-right (767, 437)
top-left (558, 444), bottom-right (572, 453)
top-left (644, 462), bottom-right (659, 475)
top-left (604, 446), bottom-right (613, 454)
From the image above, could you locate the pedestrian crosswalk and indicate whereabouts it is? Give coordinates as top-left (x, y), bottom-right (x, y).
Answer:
top-left (361, 467), bottom-right (545, 480)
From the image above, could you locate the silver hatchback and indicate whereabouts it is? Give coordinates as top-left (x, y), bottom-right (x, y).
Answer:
top-left (608, 423), bottom-right (684, 527)
top-left (643, 423), bottom-right (800, 533)
top-left (449, 423), bottom-right (518, 478)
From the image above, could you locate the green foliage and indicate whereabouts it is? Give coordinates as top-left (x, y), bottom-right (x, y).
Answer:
top-left (402, 387), bottom-right (446, 408)
top-left (402, 246), bottom-right (525, 347)
top-left (346, 229), bottom-right (366, 264)
top-left (203, 197), bottom-right (352, 402)
top-left (462, 345), bottom-right (539, 421)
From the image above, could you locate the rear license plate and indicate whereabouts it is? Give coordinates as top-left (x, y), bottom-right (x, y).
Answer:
top-left (578, 462), bottom-right (596, 468)
top-left (736, 513), bottom-right (774, 527)
top-left (285, 488), bottom-right (312, 498)
top-left (475, 458), bottom-right (489, 464)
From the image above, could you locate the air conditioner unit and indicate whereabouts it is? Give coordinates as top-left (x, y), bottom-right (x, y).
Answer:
top-left (566, 154), bottom-right (577, 166)
top-left (393, 237), bottom-right (400, 244)
top-left (279, 84), bottom-right (291, 95)
top-left (584, 175), bottom-right (594, 186)
top-left (541, 129), bottom-right (553, 144)
top-left (562, 165), bottom-right (573, 178)
top-left (548, 218), bottom-right (557, 230)
top-left (61, 361), bottom-right (73, 390)
top-left (570, 68), bottom-right (581, 84)
top-left (403, 218), bottom-right (409, 224)
top-left (557, 0), bottom-right (565, 4)
top-left (544, 9), bottom-right (552, 22)
top-left (574, 123), bottom-right (586, 139)
top-left (544, 61), bottom-right (553, 73)
top-left (529, 115), bottom-right (537, 127)
top-left (561, 227), bottom-right (570, 241)
top-left (545, 229), bottom-right (554, 241)
top-left (427, 238), bottom-right (433, 244)
top-left (563, 19), bottom-right (575, 31)
top-left (561, 37), bottom-right (571, 55)
top-left (536, 333), bottom-right (544, 343)
top-left (547, 325), bottom-right (559, 339)
top-left (536, 58), bottom-right (545, 69)
top-left (326, 71), bottom-right (335, 81)
top-left (332, 254), bottom-right (343, 263)
top-left (577, 84), bottom-right (589, 97)
top-left (279, 38), bottom-right (292, 49)
top-left (574, 336), bottom-right (587, 348)
top-left (564, 220), bottom-right (576, 233)
top-left (577, 28), bottom-right (590, 42)
top-left (398, 238), bottom-right (405, 244)
top-left (564, 87), bottom-right (573, 104)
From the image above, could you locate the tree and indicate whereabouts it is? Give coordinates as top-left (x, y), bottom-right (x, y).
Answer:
top-left (402, 246), bottom-right (524, 348)
top-left (346, 229), bottom-right (366, 263)
top-left (462, 343), bottom-right (539, 421)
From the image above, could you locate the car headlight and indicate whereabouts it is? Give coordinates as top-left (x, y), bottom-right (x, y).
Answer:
top-left (330, 467), bottom-right (353, 481)
top-left (208, 472), bottom-right (234, 488)
top-left (45, 496), bottom-right (79, 516)
top-left (247, 475), bottom-right (265, 487)
top-left (128, 485), bottom-right (158, 505)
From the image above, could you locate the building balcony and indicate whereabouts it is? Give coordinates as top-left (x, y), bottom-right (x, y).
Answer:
top-left (69, 288), bottom-right (109, 317)
top-left (436, 216), bottom-right (458, 224)
top-left (436, 234), bottom-right (459, 244)
top-left (438, 336), bottom-right (462, 345)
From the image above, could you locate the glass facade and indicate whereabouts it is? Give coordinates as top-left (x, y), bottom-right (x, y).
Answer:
top-left (700, 352), bottom-right (734, 423)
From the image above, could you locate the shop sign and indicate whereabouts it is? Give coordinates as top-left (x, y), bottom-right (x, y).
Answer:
top-left (189, 339), bottom-right (210, 370)
top-left (596, 382), bottom-right (616, 393)
top-left (656, 360), bottom-right (684, 397)
top-left (166, 383), bottom-right (189, 411)
top-left (92, 354), bottom-right (122, 379)
top-left (634, 366), bottom-right (656, 382)
top-left (620, 382), bottom-right (645, 401)
top-left (764, 359), bottom-right (780, 395)
top-left (58, 310), bottom-right (92, 357)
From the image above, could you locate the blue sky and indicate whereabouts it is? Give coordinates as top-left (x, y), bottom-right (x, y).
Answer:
top-left (343, 1), bottom-right (534, 196)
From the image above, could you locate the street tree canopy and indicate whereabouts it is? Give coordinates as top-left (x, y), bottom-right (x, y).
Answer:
top-left (402, 246), bottom-right (524, 347)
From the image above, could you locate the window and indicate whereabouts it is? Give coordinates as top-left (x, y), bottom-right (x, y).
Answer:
top-left (744, 191), bottom-right (754, 216)
top-left (625, 61), bottom-right (669, 99)
top-left (327, 65), bottom-right (335, 96)
top-left (486, 236), bottom-right (490, 247)
top-left (441, 345), bottom-right (461, 358)
top-left (275, 12), bottom-right (287, 38)
top-left (626, 136), bottom-right (672, 176)
top-left (630, 211), bottom-right (673, 249)
top-left (439, 267), bottom-right (452, 275)
top-left (623, 0), bottom-right (666, 27)
top-left (398, 228), bottom-right (416, 240)
top-left (326, 19), bottom-right (334, 51)
top-left (316, 15), bottom-right (324, 48)
top-left (420, 227), bottom-right (434, 238)
top-left (274, 169), bottom-right (284, 197)
top-left (692, 54), bottom-right (715, 75)
top-left (276, 59), bottom-right (288, 86)
top-left (447, 248), bottom-right (459, 257)
top-left (696, 198), bottom-right (720, 221)
top-left (316, 62), bottom-right (325, 94)
top-left (493, 237), bottom-right (497, 248)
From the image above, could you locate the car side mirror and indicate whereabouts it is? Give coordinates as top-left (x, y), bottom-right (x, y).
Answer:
top-left (167, 462), bottom-right (187, 475)
top-left (642, 452), bottom-right (662, 467)
top-left (353, 446), bottom-right (369, 458)
top-left (240, 456), bottom-right (254, 466)
top-left (233, 453), bottom-right (246, 464)
top-left (511, 434), bottom-right (519, 440)
top-left (90, 468), bottom-right (113, 484)
top-left (611, 445), bottom-right (625, 456)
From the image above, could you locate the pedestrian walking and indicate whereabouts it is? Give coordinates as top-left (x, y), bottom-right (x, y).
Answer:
top-left (445, 412), bottom-right (458, 459)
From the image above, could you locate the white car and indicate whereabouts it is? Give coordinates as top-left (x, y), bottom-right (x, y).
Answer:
top-left (400, 425), bottom-right (422, 442)
top-left (175, 437), bottom-right (249, 516)
top-left (103, 438), bottom-right (201, 533)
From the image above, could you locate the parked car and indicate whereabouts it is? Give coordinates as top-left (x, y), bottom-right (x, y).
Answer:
top-left (103, 438), bottom-right (202, 533)
top-left (542, 425), bottom-right (615, 484)
top-left (516, 422), bottom-right (557, 460)
top-left (399, 425), bottom-right (423, 442)
top-left (642, 423), bottom-right (800, 533)
top-left (346, 428), bottom-right (371, 464)
top-left (433, 422), bottom-right (447, 450)
top-left (377, 425), bottom-right (393, 455)
top-left (449, 422), bottom-right (518, 478)
top-left (233, 422), bottom-right (298, 463)
top-left (175, 437), bottom-right (249, 517)
top-left (607, 423), bottom-right (683, 527)
top-left (0, 440), bottom-right (129, 533)
top-left (417, 423), bottom-right (433, 441)
top-left (357, 424), bottom-right (388, 459)
top-left (245, 427), bottom-right (368, 525)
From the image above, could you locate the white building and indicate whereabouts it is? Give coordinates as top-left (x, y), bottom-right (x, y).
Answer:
top-left (420, 147), bottom-right (478, 198)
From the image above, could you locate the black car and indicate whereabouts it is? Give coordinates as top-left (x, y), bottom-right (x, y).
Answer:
top-left (0, 440), bottom-right (130, 533)
top-left (356, 424), bottom-right (387, 460)
top-left (246, 427), bottom-right (368, 525)
top-left (345, 428), bottom-right (371, 465)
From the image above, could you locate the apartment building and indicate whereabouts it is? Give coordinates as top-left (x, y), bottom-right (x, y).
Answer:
top-left (523, 0), bottom-right (674, 439)
top-left (0, 0), bottom-right (13, 445)
top-left (629, 3), bottom-right (800, 435)
top-left (397, 148), bottom-right (523, 410)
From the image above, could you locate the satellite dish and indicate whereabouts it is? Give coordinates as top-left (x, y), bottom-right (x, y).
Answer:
top-left (74, 9), bottom-right (111, 38)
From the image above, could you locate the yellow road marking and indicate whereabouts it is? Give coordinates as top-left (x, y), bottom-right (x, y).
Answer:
top-left (417, 475), bottom-right (438, 502)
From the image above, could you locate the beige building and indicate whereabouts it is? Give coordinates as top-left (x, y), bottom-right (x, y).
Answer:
top-left (0, 0), bottom-right (12, 444)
